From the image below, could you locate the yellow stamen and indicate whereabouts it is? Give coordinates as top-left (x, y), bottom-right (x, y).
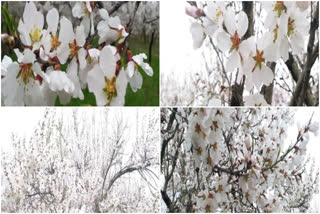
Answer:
top-left (103, 76), bottom-right (117, 104)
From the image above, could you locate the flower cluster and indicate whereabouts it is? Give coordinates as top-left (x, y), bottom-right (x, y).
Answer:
top-left (187, 1), bottom-right (313, 106)
top-left (185, 108), bottom-right (317, 212)
top-left (161, 108), bottom-right (319, 212)
top-left (1, 2), bottom-right (153, 106)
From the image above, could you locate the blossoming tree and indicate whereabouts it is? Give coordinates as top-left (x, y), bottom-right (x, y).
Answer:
top-left (161, 1), bottom-right (319, 106)
top-left (161, 108), bottom-right (319, 212)
top-left (1, 2), bottom-right (155, 106)
top-left (1, 108), bottom-right (159, 212)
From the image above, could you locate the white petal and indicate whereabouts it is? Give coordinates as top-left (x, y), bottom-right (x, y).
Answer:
top-left (78, 48), bottom-right (87, 70)
top-left (279, 38), bottom-right (289, 62)
top-left (203, 17), bottom-right (218, 36)
top-left (81, 16), bottom-right (91, 38)
top-left (86, 2), bottom-right (92, 13)
top-left (290, 32), bottom-right (305, 54)
top-left (39, 46), bottom-right (49, 61)
top-left (99, 9), bottom-right (109, 20)
top-left (97, 20), bottom-right (109, 38)
top-left (224, 8), bottom-right (236, 35)
top-left (23, 2), bottom-right (37, 26)
top-left (23, 49), bottom-right (36, 64)
top-left (263, 43), bottom-right (278, 62)
top-left (126, 61), bottom-right (135, 78)
top-left (42, 33), bottom-right (52, 54)
top-left (59, 17), bottom-right (75, 44)
top-left (217, 31), bottom-right (232, 52)
top-left (100, 45), bottom-right (117, 78)
top-left (132, 53), bottom-right (153, 76)
top-left (76, 24), bottom-right (86, 47)
top-left (57, 43), bottom-right (70, 65)
top-left (32, 62), bottom-right (49, 84)
top-left (254, 64), bottom-right (274, 88)
top-left (226, 51), bottom-right (241, 72)
top-left (110, 68), bottom-right (127, 106)
top-left (46, 67), bottom-right (74, 93)
top-left (90, 14), bottom-right (95, 36)
top-left (1, 55), bottom-right (13, 76)
top-left (72, 2), bottom-right (85, 18)
top-left (87, 64), bottom-right (107, 106)
top-left (87, 64), bottom-right (105, 93)
top-left (14, 48), bottom-right (24, 63)
top-left (2, 63), bottom-right (24, 106)
top-left (88, 48), bottom-right (100, 58)
top-left (18, 20), bottom-right (31, 46)
top-left (129, 71), bottom-right (143, 93)
top-left (244, 93), bottom-right (269, 106)
top-left (67, 58), bottom-right (84, 100)
top-left (237, 11), bottom-right (248, 38)
top-left (47, 8), bottom-right (59, 34)
top-left (190, 22), bottom-right (204, 49)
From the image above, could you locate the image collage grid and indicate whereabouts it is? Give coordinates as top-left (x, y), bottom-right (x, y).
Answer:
top-left (0, 1), bottom-right (319, 213)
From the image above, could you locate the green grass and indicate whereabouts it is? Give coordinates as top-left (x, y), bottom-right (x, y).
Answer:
top-left (56, 36), bottom-right (159, 106)
top-left (125, 36), bottom-right (159, 106)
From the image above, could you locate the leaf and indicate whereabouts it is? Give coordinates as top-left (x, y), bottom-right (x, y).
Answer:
top-left (60, 62), bottom-right (69, 72)
top-left (92, 36), bottom-right (99, 48)
top-left (267, 161), bottom-right (272, 167)
top-left (1, 5), bottom-right (14, 35)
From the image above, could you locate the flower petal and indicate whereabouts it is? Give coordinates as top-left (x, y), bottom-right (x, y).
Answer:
top-left (190, 22), bottom-right (204, 49)
top-left (78, 48), bottom-right (87, 70)
top-left (237, 11), bottom-right (248, 38)
top-left (99, 9), bottom-right (109, 20)
top-left (224, 8), bottom-right (236, 35)
top-left (217, 31), bottom-right (232, 52)
top-left (226, 51), bottom-right (241, 72)
top-left (76, 24), bottom-right (86, 47)
top-left (129, 70), bottom-right (143, 93)
top-left (47, 8), bottom-right (59, 34)
top-left (126, 61), bottom-right (135, 78)
top-left (133, 53), bottom-right (153, 76)
top-left (99, 45), bottom-right (117, 78)
top-left (59, 17), bottom-right (75, 44)
top-left (72, 2), bottom-right (85, 18)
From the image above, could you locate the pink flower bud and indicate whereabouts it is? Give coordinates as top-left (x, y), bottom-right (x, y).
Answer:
top-left (185, 5), bottom-right (203, 18)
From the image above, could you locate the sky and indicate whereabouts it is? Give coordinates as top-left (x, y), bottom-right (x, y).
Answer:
top-left (161, 1), bottom-right (200, 79)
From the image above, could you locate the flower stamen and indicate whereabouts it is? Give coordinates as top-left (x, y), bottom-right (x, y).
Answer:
top-left (103, 76), bottom-right (117, 104)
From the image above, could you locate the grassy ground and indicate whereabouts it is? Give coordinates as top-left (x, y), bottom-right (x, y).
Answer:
top-left (56, 36), bottom-right (159, 106)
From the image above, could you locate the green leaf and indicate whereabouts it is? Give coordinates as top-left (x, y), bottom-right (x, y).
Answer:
top-left (60, 62), bottom-right (69, 72)
top-left (267, 161), bottom-right (273, 167)
top-left (2, 5), bottom-right (14, 35)
top-left (92, 35), bottom-right (99, 48)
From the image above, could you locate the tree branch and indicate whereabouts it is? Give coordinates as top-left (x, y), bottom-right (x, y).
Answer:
top-left (289, 2), bottom-right (319, 106)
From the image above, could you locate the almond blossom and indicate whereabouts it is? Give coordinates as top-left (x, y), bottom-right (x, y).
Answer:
top-left (87, 46), bottom-right (128, 106)
top-left (17, 2), bottom-right (44, 51)
top-left (126, 51), bottom-right (153, 92)
top-left (242, 34), bottom-right (275, 90)
top-left (1, 49), bottom-right (48, 106)
top-left (72, 2), bottom-right (95, 37)
top-left (216, 9), bottom-right (248, 72)
top-left (97, 8), bottom-right (128, 45)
